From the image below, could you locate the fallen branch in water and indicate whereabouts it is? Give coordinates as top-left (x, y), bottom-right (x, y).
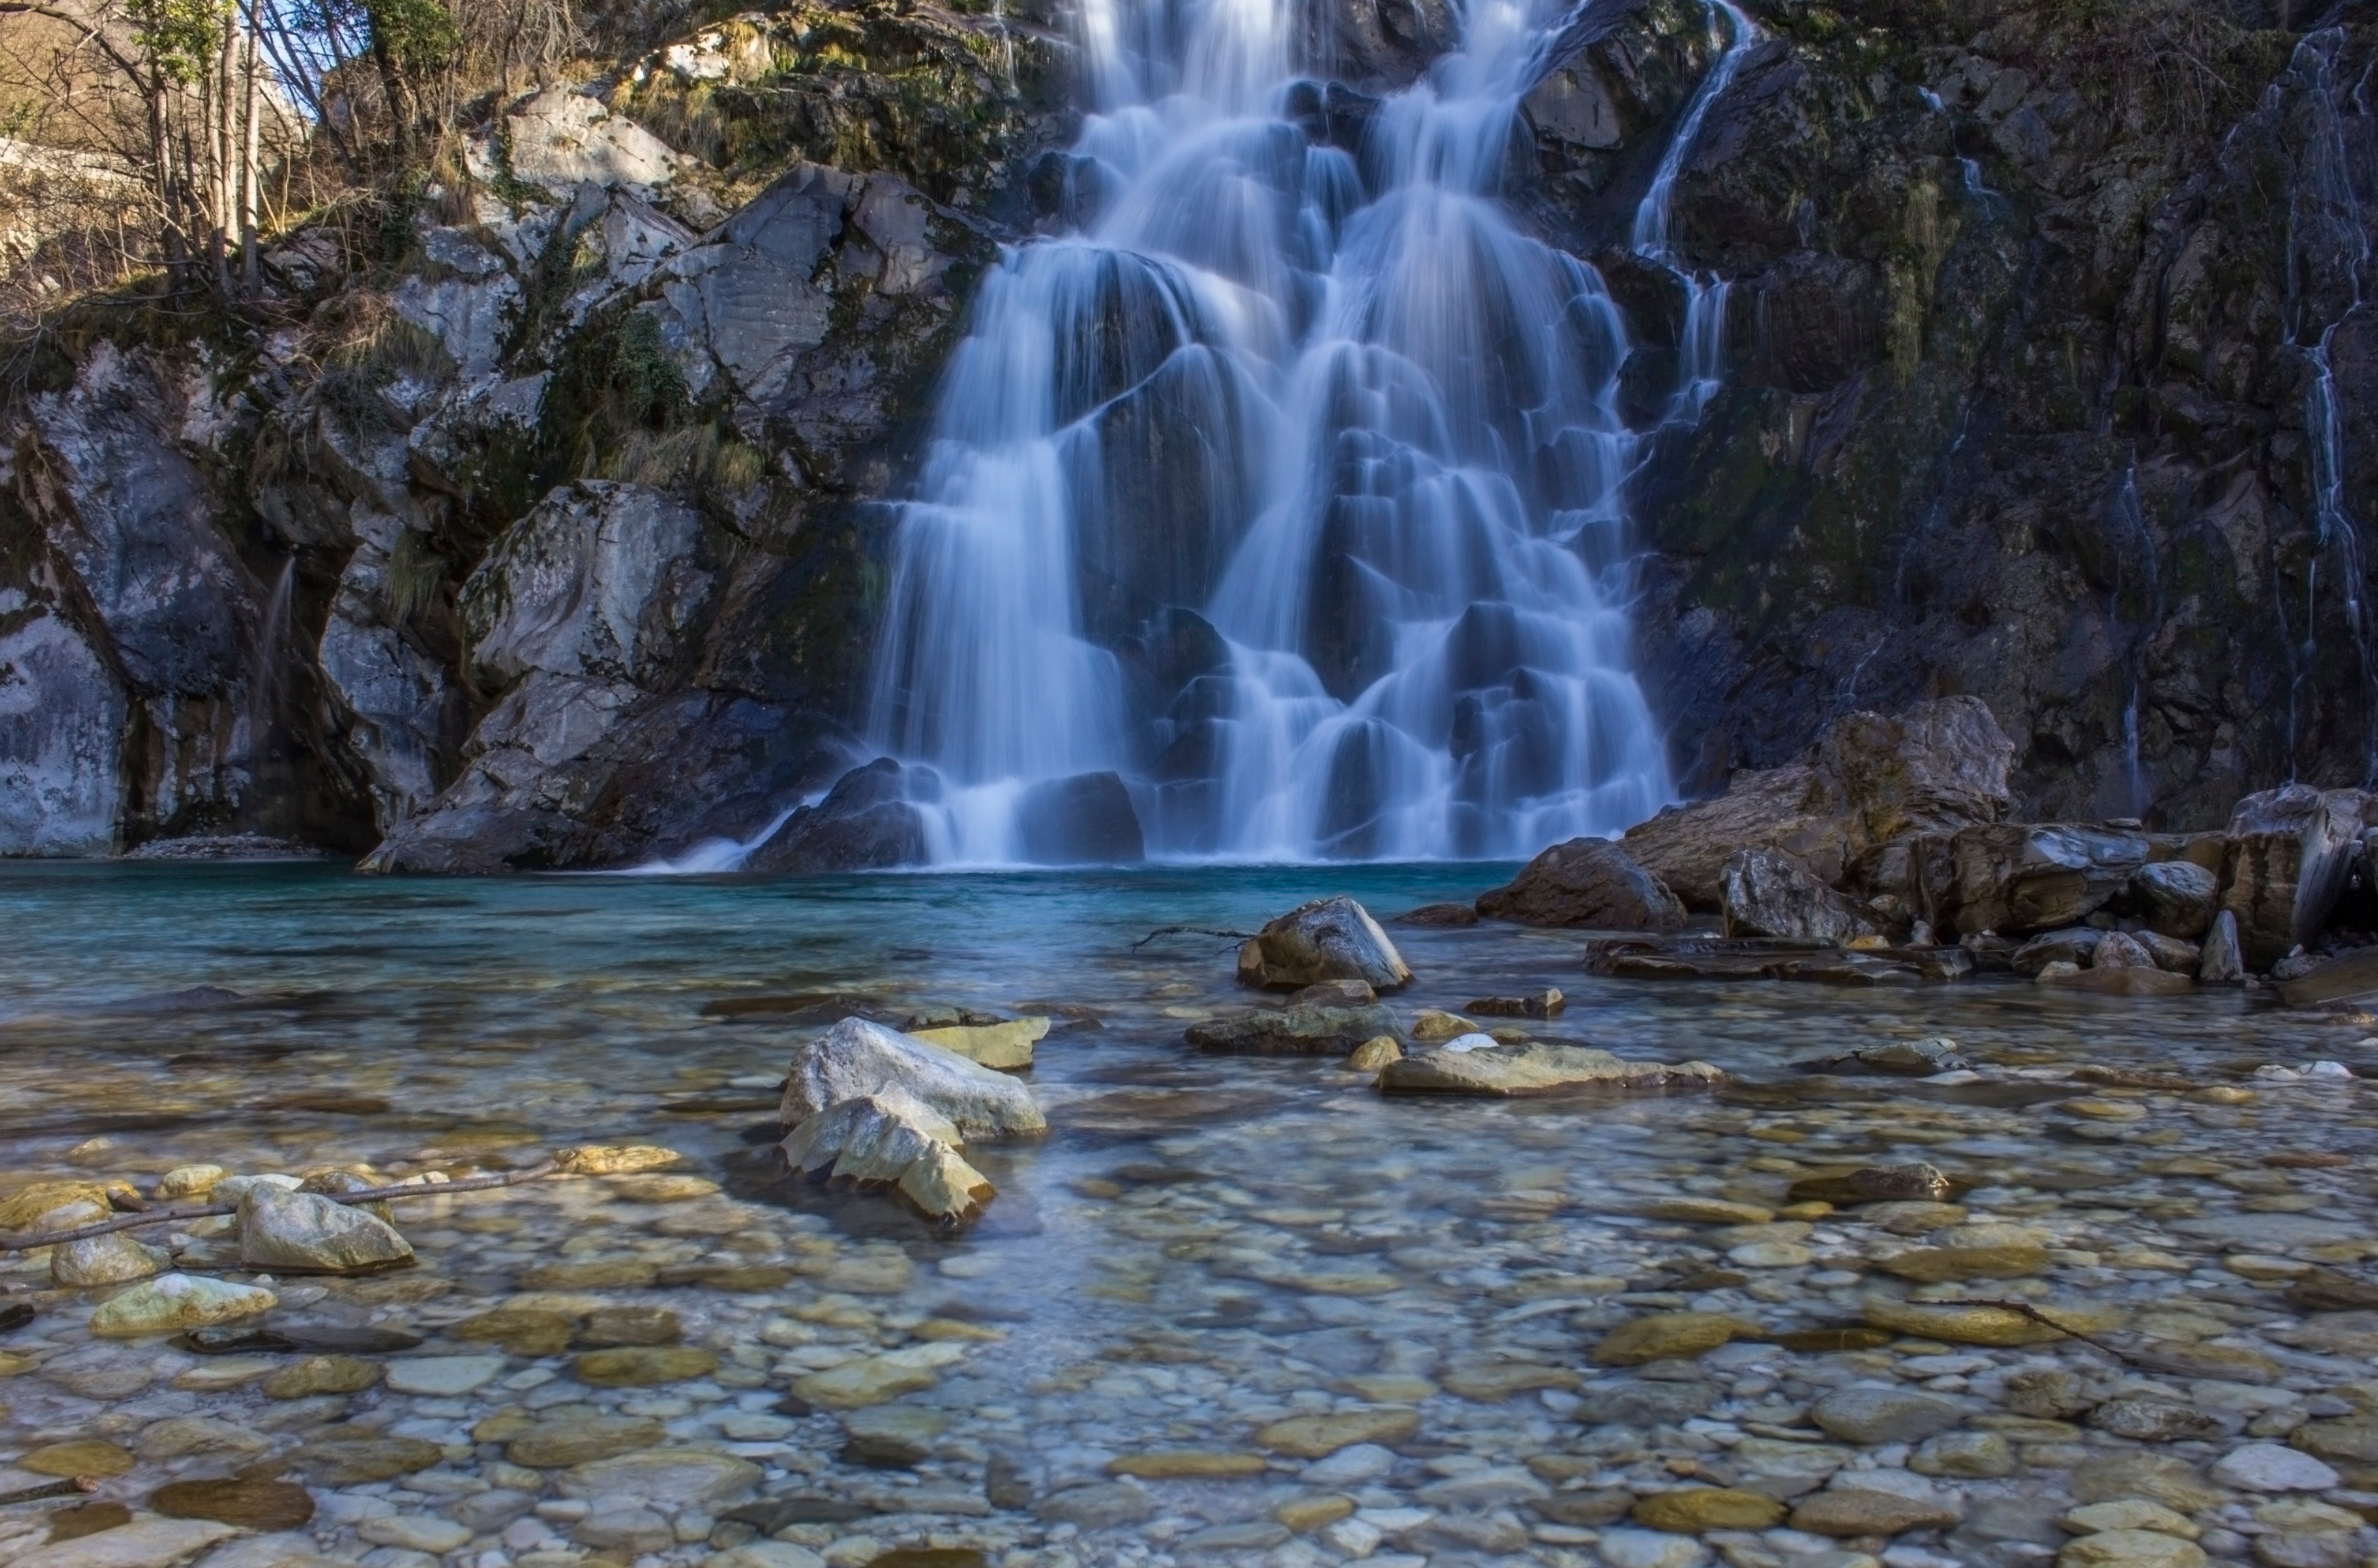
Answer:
top-left (0, 1478), bottom-right (97, 1506)
top-left (0, 1161), bottom-right (559, 1254)
top-left (1131, 925), bottom-right (1257, 950)
top-left (1935, 1298), bottom-right (2143, 1364)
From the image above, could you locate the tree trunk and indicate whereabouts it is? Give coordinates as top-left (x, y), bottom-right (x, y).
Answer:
top-left (240, 0), bottom-right (261, 290)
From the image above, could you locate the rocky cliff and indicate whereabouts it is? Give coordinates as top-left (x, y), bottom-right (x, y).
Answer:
top-left (0, 0), bottom-right (2371, 865)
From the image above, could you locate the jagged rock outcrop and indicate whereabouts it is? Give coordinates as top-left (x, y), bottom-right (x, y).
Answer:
top-left (1926, 823), bottom-right (2151, 937)
top-left (2220, 785), bottom-right (2377, 967)
top-left (1720, 847), bottom-right (1880, 944)
top-left (360, 482), bottom-right (715, 872)
top-left (0, 0), bottom-right (1070, 866)
top-left (1623, 697), bottom-right (2013, 908)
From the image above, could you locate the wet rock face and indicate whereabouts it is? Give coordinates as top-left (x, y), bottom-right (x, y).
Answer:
top-left (1581, 0), bottom-right (2378, 825)
top-left (1930, 823), bottom-right (2152, 937)
top-left (746, 757), bottom-right (929, 873)
top-left (1720, 846), bottom-right (1879, 944)
top-left (359, 483), bottom-right (717, 873)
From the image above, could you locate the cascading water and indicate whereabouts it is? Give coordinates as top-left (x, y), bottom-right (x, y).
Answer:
top-left (2274, 27), bottom-right (2378, 781)
top-left (1630, 0), bottom-right (1756, 424)
top-left (868, 0), bottom-right (1712, 863)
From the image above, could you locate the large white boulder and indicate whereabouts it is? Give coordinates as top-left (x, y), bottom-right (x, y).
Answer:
top-left (780, 1018), bottom-right (1045, 1140)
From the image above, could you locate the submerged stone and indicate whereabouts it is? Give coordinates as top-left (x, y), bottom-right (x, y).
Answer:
top-left (148, 1477), bottom-right (316, 1531)
top-left (1591, 1312), bottom-right (1762, 1366)
top-left (1379, 1042), bottom-right (1722, 1096)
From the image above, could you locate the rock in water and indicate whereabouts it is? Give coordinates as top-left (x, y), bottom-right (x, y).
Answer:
top-left (898, 1143), bottom-right (996, 1222)
top-left (1798, 1038), bottom-right (1968, 1076)
top-left (2129, 859), bottom-right (2217, 938)
top-left (781, 1017), bottom-right (1046, 1139)
top-left (1474, 838), bottom-right (1686, 928)
top-left (54, 1229), bottom-right (171, 1287)
top-left (2134, 930), bottom-right (2201, 971)
top-left (1468, 989), bottom-right (1564, 1017)
top-left (1185, 1002), bottom-right (1400, 1055)
top-left (2278, 947), bottom-right (2378, 1006)
top-left (2198, 909), bottom-right (2246, 983)
top-left (237, 1185), bottom-right (414, 1273)
top-left (746, 758), bottom-right (929, 873)
top-left (1719, 847), bottom-right (1879, 944)
top-left (2222, 785), bottom-right (2374, 969)
top-left (554, 1144), bottom-right (682, 1175)
top-left (1377, 1042), bottom-right (1723, 1096)
top-left (1234, 897), bottom-right (1412, 991)
top-left (90, 1273), bottom-right (276, 1337)
top-left (1932, 823), bottom-right (2149, 935)
top-left (1398, 902), bottom-right (1479, 926)
top-left (782, 1088), bottom-right (1003, 1219)
top-left (1814, 696), bottom-right (2017, 851)
top-left (906, 1017), bottom-right (1045, 1070)
top-left (2013, 927), bottom-right (2103, 974)
top-left (783, 1087), bottom-right (964, 1182)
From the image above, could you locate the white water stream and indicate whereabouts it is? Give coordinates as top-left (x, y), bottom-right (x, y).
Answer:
top-left (862, 0), bottom-right (1757, 863)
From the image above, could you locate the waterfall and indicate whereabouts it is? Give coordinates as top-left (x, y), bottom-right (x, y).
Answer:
top-left (1631, 0), bottom-right (1755, 425)
top-left (868, 0), bottom-right (1699, 862)
top-left (2275, 27), bottom-right (2378, 782)
top-left (236, 558), bottom-right (296, 771)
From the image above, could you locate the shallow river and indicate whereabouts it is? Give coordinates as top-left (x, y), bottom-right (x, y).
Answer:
top-left (3, 864), bottom-right (2377, 1568)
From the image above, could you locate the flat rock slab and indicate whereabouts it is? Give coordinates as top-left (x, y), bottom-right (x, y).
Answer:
top-left (149, 1477), bottom-right (317, 1530)
top-left (2172, 1214), bottom-right (2366, 1248)
top-left (1186, 1003), bottom-right (1399, 1055)
top-left (1378, 1043), bottom-right (1723, 1096)
top-left (7, 1522), bottom-right (239, 1568)
top-left (1255, 1406), bottom-right (1420, 1457)
top-left (1862, 1297), bottom-right (2125, 1346)
top-left (557, 1448), bottom-right (763, 1504)
top-left (1587, 939), bottom-right (1936, 985)
top-left (2280, 947), bottom-right (2378, 1006)
top-left (2038, 967), bottom-right (2197, 996)
top-left (384, 1355), bottom-right (506, 1395)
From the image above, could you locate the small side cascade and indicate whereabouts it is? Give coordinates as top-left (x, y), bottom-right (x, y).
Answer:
top-left (1629, 0), bottom-right (1761, 425)
top-left (2274, 26), bottom-right (2378, 781)
top-left (235, 558), bottom-right (296, 774)
top-left (2107, 463), bottom-right (2163, 817)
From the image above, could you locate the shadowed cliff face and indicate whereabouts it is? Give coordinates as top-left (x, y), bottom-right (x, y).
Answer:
top-left (1532, 0), bottom-right (2378, 828)
top-left (0, 0), bottom-right (2371, 865)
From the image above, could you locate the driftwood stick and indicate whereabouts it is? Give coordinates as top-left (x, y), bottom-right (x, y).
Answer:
top-left (0, 1478), bottom-right (97, 1506)
top-left (1936, 1297), bottom-right (2143, 1364)
top-left (1130, 925), bottom-right (1257, 950)
top-left (0, 1161), bottom-right (559, 1253)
